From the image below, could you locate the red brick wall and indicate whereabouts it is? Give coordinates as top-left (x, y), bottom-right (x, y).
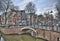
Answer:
top-left (1, 27), bottom-right (22, 34)
top-left (45, 30), bottom-right (51, 40)
top-left (1, 27), bottom-right (60, 41)
top-left (37, 29), bottom-right (60, 41)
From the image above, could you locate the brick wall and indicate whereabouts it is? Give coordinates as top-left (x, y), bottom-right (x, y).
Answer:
top-left (37, 29), bottom-right (60, 41)
top-left (1, 27), bottom-right (60, 41)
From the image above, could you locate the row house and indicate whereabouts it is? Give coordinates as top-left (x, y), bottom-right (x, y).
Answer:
top-left (0, 9), bottom-right (38, 27)
top-left (0, 15), bottom-right (2, 26)
top-left (7, 9), bottom-right (27, 26)
top-left (38, 15), bottom-right (60, 32)
top-left (0, 9), bottom-right (60, 32)
top-left (1, 13), bottom-right (6, 26)
top-left (26, 13), bottom-right (38, 27)
top-left (1, 9), bottom-right (27, 26)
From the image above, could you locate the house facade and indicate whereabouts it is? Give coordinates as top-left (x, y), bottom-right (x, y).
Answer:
top-left (1, 9), bottom-right (27, 26)
top-left (38, 15), bottom-right (60, 32)
top-left (0, 9), bottom-right (60, 32)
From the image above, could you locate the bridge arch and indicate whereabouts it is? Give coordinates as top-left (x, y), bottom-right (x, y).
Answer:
top-left (21, 27), bottom-right (37, 37)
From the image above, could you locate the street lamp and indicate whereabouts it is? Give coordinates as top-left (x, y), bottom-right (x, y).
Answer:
top-left (35, 32), bottom-right (37, 41)
top-left (56, 24), bottom-right (59, 31)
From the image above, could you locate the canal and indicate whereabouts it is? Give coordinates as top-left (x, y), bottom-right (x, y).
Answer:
top-left (0, 33), bottom-right (47, 41)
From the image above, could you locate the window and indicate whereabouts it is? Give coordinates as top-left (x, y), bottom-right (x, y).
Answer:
top-left (19, 23), bottom-right (22, 26)
top-left (27, 15), bottom-right (30, 18)
top-left (12, 12), bottom-right (16, 16)
top-left (13, 14), bottom-right (17, 17)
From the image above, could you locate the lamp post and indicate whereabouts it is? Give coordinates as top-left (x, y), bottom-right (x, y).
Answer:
top-left (35, 32), bottom-right (37, 41)
top-left (56, 24), bottom-right (58, 31)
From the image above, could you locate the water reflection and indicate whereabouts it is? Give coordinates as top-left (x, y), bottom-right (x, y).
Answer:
top-left (0, 33), bottom-right (4, 41)
top-left (0, 36), bottom-right (4, 41)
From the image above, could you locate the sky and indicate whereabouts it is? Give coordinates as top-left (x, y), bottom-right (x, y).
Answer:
top-left (12, 0), bottom-right (57, 15)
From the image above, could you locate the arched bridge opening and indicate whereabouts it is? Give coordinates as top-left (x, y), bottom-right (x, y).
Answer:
top-left (21, 27), bottom-right (37, 37)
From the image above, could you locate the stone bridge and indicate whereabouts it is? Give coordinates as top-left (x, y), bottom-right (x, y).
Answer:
top-left (1, 26), bottom-right (60, 41)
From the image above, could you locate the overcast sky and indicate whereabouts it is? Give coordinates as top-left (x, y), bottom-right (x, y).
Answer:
top-left (12, 0), bottom-right (57, 15)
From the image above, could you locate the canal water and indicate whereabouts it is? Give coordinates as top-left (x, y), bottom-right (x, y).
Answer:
top-left (0, 36), bottom-right (4, 41)
top-left (0, 33), bottom-right (5, 41)
top-left (0, 33), bottom-right (47, 41)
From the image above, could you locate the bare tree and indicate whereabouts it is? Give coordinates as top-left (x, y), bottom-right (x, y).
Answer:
top-left (0, 0), bottom-right (15, 25)
top-left (0, 0), bottom-right (12, 24)
top-left (0, 0), bottom-right (13, 12)
top-left (25, 2), bottom-right (36, 27)
top-left (56, 0), bottom-right (60, 19)
top-left (55, 0), bottom-right (60, 32)
top-left (25, 2), bottom-right (36, 13)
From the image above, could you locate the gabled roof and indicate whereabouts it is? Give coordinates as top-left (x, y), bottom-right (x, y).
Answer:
top-left (11, 9), bottom-right (25, 12)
